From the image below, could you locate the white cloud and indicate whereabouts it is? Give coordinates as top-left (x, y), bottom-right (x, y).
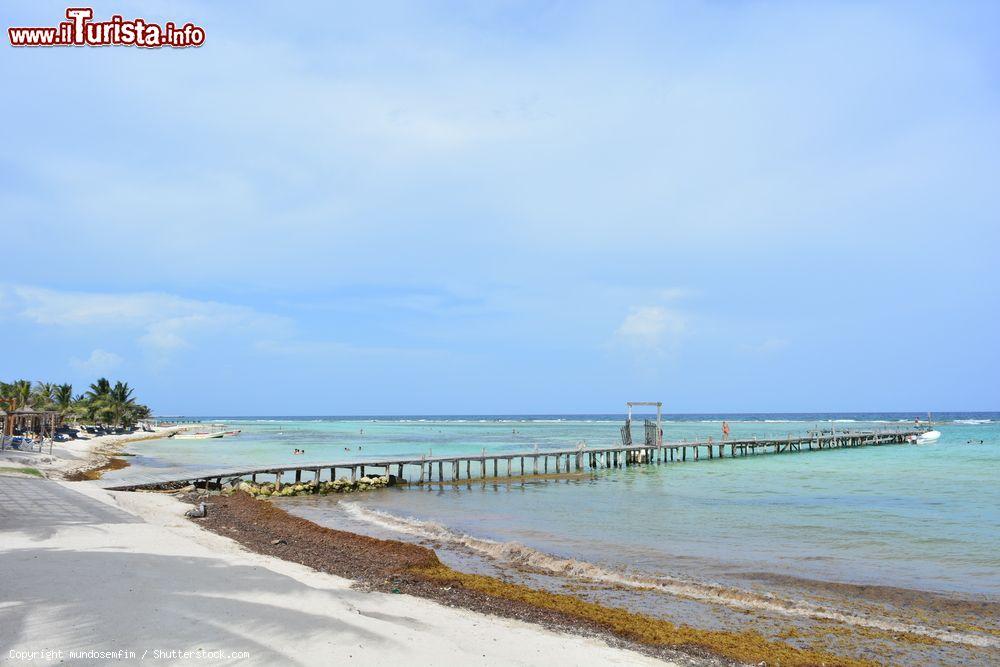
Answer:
top-left (615, 306), bottom-right (688, 354)
top-left (2, 284), bottom-right (293, 360)
top-left (70, 349), bottom-right (123, 375)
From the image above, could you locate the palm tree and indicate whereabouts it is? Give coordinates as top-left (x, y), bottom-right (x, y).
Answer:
top-left (32, 382), bottom-right (56, 409)
top-left (108, 381), bottom-right (137, 427)
top-left (53, 384), bottom-right (74, 415)
top-left (8, 380), bottom-right (32, 409)
top-left (85, 378), bottom-right (112, 401)
top-left (3, 377), bottom-right (151, 429)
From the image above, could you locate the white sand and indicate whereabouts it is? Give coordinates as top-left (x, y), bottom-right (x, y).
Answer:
top-left (0, 426), bottom-right (183, 478)
top-left (0, 480), bottom-right (676, 666)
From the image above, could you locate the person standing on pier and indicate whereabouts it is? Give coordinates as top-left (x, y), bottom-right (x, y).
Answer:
top-left (722, 421), bottom-right (730, 440)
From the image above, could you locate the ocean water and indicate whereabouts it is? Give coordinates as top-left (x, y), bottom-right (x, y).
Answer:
top-left (107, 413), bottom-right (1000, 661)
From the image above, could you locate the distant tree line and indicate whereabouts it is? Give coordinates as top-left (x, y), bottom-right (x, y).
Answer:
top-left (0, 378), bottom-right (152, 428)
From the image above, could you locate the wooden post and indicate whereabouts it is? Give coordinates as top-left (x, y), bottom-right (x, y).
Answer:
top-left (275, 471), bottom-right (283, 490)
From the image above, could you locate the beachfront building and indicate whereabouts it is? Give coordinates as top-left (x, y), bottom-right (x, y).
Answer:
top-left (0, 406), bottom-right (59, 453)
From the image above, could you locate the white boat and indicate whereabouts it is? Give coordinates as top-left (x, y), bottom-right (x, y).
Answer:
top-left (907, 430), bottom-right (941, 444)
top-left (173, 431), bottom-right (226, 440)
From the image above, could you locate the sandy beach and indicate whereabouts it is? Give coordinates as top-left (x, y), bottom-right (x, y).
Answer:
top-left (7, 417), bottom-right (998, 666)
top-left (0, 426), bottom-right (184, 480)
top-left (0, 475), bottom-right (681, 666)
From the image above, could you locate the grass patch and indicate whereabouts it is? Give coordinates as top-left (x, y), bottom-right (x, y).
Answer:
top-left (0, 466), bottom-right (43, 477)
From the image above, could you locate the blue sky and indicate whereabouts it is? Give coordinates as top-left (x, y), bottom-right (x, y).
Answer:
top-left (1, 1), bottom-right (998, 414)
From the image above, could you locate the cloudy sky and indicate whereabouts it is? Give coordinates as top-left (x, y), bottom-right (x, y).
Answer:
top-left (2, 1), bottom-right (998, 415)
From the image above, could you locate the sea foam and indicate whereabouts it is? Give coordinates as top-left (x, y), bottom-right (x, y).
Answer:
top-left (341, 502), bottom-right (995, 648)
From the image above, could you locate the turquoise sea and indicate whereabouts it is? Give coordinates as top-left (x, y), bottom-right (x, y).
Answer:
top-left (107, 413), bottom-right (1000, 663)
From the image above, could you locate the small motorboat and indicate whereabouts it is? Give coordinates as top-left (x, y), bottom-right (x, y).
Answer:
top-left (172, 431), bottom-right (226, 440)
top-left (222, 429), bottom-right (242, 437)
top-left (908, 430), bottom-right (941, 444)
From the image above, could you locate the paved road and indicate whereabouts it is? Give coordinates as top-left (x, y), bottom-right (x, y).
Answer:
top-left (0, 476), bottom-right (668, 667)
top-left (0, 475), bottom-right (140, 531)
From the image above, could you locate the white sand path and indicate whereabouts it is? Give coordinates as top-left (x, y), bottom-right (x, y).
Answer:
top-left (0, 477), bottom-right (679, 666)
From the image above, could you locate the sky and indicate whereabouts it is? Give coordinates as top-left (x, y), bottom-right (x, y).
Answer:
top-left (1, 1), bottom-right (998, 415)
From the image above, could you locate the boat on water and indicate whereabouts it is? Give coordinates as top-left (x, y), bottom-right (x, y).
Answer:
top-left (222, 429), bottom-right (241, 437)
top-left (905, 412), bottom-right (942, 444)
top-left (907, 430), bottom-right (942, 444)
top-left (172, 431), bottom-right (227, 440)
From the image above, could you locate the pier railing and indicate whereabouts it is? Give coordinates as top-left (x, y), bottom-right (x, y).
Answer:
top-left (102, 426), bottom-right (925, 492)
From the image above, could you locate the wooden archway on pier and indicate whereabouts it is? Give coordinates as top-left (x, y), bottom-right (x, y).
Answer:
top-left (625, 401), bottom-right (663, 447)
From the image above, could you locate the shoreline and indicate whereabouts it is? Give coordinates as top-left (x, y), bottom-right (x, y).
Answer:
top-left (37, 418), bottom-right (997, 664)
top-left (3, 478), bottom-right (677, 666)
top-left (0, 425), bottom-right (184, 481)
top-left (195, 491), bottom-right (884, 666)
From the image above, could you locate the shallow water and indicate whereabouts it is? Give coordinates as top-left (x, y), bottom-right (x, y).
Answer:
top-left (338, 427), bottom-right (1000, 596)
top-left (110, 413), bottom-right (1000, 661)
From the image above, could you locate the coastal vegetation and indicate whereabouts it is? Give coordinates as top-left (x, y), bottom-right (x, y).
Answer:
top-left (0, 466), bottom-right (43, 477)
top-left (0, 377), bottom-right (152, 428)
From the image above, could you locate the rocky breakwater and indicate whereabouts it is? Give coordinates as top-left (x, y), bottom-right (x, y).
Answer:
top-left (222, 475), bottom-right (391, 499)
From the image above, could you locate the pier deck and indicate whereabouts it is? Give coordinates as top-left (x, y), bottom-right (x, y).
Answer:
top-left (101, 427), bottom-right (924, 491)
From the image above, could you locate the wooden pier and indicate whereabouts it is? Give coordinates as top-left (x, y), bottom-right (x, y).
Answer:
top-left (101, 427), bottom-right (924, 491)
